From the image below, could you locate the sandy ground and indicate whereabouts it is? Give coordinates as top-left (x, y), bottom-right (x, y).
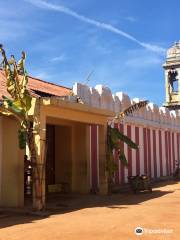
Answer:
top-left (0, 181), bottom-right (180, 240)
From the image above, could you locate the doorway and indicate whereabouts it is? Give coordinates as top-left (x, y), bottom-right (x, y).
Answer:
top-left (46, 124), bottom-right (72, 194)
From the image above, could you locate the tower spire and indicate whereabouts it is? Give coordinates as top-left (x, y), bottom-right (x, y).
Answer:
top-left (163, 41), bottom-right (180, 110)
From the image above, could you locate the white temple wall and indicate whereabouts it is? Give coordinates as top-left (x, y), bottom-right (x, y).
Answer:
top-left (73, 83), bottom-right (180, 184)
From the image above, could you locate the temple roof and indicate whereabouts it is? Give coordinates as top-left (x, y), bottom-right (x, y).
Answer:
top-left (166, 41), bottom-right (180, 63)
top-left (0, 69), bottom-right (71, 99)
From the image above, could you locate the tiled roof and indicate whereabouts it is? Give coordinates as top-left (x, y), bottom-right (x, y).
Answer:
top-left (0, 69), bottom-right (71, 99)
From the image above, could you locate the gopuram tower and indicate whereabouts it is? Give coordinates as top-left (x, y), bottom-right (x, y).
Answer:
top-left (163, 42), bottom-right (180, 111)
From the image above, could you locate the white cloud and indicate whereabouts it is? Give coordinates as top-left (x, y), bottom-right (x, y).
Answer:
top-left (25, 0), bottom-right (166, 55)
top-left (50, 54), bottom-right (67, 62)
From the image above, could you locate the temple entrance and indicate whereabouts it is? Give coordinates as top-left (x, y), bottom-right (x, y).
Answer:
top-left (45, 119), bottom-right (91, 197)
top-left (46, 125), bottom-right (55, 187)
top-left (46, 124), bottom-right (72, 195)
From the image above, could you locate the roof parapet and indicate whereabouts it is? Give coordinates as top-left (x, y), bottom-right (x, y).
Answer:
top-left (72, 82), bottom-right (180, 129)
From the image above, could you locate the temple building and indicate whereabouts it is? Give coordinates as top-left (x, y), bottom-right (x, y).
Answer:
top-left (0, 43), bottom-right (180, 208)
top-left (163, 41), bottom-right (180, 111)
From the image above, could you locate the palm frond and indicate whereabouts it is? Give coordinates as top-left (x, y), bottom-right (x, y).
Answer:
top-left (117, 100), bottom-right (149, 119)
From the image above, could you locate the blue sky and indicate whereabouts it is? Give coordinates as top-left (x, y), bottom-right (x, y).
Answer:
top-left (1, 0), bottom-right (180, 105)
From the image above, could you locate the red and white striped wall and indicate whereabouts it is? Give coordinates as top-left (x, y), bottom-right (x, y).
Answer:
top-left (117, 124), bottom-right (180, 183)
top-left (89, 123), bottom-right (180, 188)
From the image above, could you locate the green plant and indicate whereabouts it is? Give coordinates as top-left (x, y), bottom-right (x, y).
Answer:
top-left (107, 100), bottom-right (148, 193)
top-left (0, 45), bottom-right (45, 211)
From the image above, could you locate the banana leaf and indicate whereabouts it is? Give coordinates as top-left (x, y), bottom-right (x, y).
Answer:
top-left (0, 107), bottom-right (12, 116)
top-left (109, 126), bottom-right (138, 149)
top-left (119, 151), bottom-right (128, 166)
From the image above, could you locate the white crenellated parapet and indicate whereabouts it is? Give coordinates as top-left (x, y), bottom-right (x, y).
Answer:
top-left (113, 95), bottom-right (122, 113)
top-left (159, 107), bottom-right (171, 125)
top-left (90, 87), bottom-right (101, 108)
top-left (73, 83), bottom-right (91, 105)
top-left (159, 107), bottom-right (167, 124)
top-left (72, 82), bottom-right (180, 130)
top-left (131, 98), bottom-right (146, 118)
top-left (164, 108), bottom-right (171, 124)
top-left (95, 85), bottom-right (114, 111)
top-left (175, 110), bottom-right (180, 125)
top-left (146, 103), bottom-right (160, 121)
top-left (145, 104), bottom-right (152, 120)
top-left (115, 92), bottom-right (131, 110)
top-left (170, 110), bottom-right (177, 127)
top-left (131, 98), bottom-right (139, 117)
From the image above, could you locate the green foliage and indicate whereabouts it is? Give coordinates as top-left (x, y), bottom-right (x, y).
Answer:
top-left (107, 125), bottom-right (138, 170)
top-left (2, 96), bottom-right (23, 113)
top-left (119, 151), bottom-right (128, 166)
top-left (106, 99), bottom-right (148, 183)
top-left (108, 126), bottom-right (138, 151)
top-left (18, 129), bottom-right (26, 149)
top-left (0, 45), bottom-right (32, 149)
top-left (0, 46), bottom-right (45, 210)
top-left (106, 152), bottom-right (118, 177)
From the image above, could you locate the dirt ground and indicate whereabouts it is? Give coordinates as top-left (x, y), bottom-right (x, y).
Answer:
top-left (0, 181), bottom-right (180, 240)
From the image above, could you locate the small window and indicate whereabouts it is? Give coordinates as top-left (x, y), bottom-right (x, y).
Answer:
top-left (173, 80), bottom-right (178, 92)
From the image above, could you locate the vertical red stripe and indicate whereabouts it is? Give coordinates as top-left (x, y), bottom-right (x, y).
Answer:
top-left (177, 133), bottom-right (180, 162)
top-left (147, 129), bottom-right (152, 177)
top-left (127, 125), bottom-right (132, 176)
top-left (159, 130), bottom-right (163, 177)
top-left (143, 128), bottom-right (148, 174)
top-left (172, 132), bottom-right (175, 173)
top-left (135, 126), bottom-right (140, 175)
top-left (168, 132), bottom-right (172, 175)
top-left (91, 125), bottom-right (98, 192)
top-left (165, 131), bottom-right (169, 175)
top-left (153, 130), bottom-right (157, 178)
top-left (119, 123), bottom-right (124, 184)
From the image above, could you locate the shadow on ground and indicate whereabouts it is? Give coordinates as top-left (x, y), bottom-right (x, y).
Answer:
top-left (0, 180), bottom-right (178, 229)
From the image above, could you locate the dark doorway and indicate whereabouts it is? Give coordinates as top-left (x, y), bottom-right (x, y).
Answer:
top-left (46, 124), bottom-right (55, 187)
